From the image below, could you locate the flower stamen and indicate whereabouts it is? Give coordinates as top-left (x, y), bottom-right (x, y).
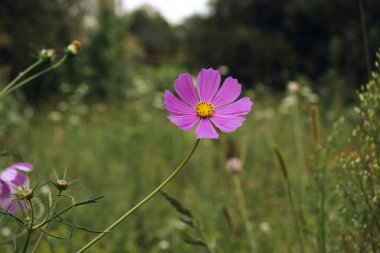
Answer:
top-left (195, 102), bottom-right (214, 118)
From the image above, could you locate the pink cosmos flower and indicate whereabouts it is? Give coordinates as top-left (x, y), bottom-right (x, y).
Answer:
top-left (164, 68), bottom-right (253, 139)
top-left (0, 163), bottom-right (33, 213)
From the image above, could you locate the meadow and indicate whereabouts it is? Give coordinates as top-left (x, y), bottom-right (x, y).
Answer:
top-left (1, 57), bottom-right (379, 252)
top-left (1, 1), bottom-right (380, 252)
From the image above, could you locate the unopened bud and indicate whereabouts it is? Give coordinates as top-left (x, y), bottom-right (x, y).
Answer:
top-left (65, 40), bottom-right (81, 56)
top-left (55, 179), bottom-right (69, 191)
top-left (39, 49), bottom-right (56, 62)
top-left (18, 188), bottom-right (33, 200)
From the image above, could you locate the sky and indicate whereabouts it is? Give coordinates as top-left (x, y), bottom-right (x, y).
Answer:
top-left (120, 0), bottom-right (210, 24)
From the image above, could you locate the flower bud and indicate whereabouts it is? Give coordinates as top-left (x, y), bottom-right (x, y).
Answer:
top-left (18, 188), bottom-right (33, 200)
top-left (39, 49), bottom-right (56, 62)
top-left (65, 40), bottom-right (81, 56)
top-left (55, 179), bottom-right (69, 191)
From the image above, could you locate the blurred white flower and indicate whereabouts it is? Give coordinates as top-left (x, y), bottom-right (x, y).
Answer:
top-left (259, 222), bottom-right (271, 234)
top-left (1, 227), bottom-right (11, 237)
top-left (300, 86), bottom-right (312, 97)
top-left (287, 81), bottom-right (299, 93)
top-left (279, 95), bottom-right (297, 114)
top-left (158, 240), bottom-right (170, 250)
top-left (69, 115), bottom-right (80, 126)
top-left (153, 92), bottom-right (164, 109)
top-left (48, 111), bottom-right (63, 122)
top-left (134, 78), bottom-right (149, 95)
top-left (226, 157), bottom-right (242, 174)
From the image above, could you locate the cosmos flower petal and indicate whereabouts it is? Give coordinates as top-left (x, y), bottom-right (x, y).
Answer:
top-left (0, 198), bottom-right (17, 213)
top-left (210, 115), bottom-right (246, 133)
top-left (168, 115), bottom-right (199, 131)
top-left (164, 91), bottom-right (194, 115)
top-left (174, 73), bottom-right (199, 107)
top-left (1, 168), bottom-right (28, 187)
top-left (0, 181), bottom-right (11, 197)
top-left (8, 163), bottom-right (33, 172)
top-left (197, 68), bottom-right (221, 102)
top-left (212, 77), bottom-right (242, 108)
top-left (215, 97), bottom-right (253, 116)
top-left (0, 181), bottom-right (16, 213)
top-left (196, 118), bottom-right (219, 139)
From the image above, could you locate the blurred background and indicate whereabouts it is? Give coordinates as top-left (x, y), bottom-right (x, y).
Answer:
top-left (1, 0), bottom-right (380, 252)
top-left (1, 0), bottom-right (380, 102)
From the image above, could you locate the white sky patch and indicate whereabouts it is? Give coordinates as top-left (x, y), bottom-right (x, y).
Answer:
top-left (121, 0), bottom-right (210, 24)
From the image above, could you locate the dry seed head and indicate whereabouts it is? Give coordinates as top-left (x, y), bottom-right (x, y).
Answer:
top-left (56, 179), bottom-right (69, 191)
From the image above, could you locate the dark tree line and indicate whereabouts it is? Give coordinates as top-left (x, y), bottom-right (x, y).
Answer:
top-left (182, 0), bottom-right (380, 89)
top-left (1, 0), bottom-right (380, 101)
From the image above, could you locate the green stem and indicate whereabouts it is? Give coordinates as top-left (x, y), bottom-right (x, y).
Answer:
top-left (22, 200), bottom-right (35, 253)
top-left (233, 175), bottom-right (255, 253)
top-left (31, 195), bottom-right (61, 253)
top-left (0, 60), bottom-right (43, 98)
top-left (2, 55), bottom-right (67, 97)
top-left (291, 95), bottom-right (305, 205)
top-left (76, 139), bottom-right (200, 253)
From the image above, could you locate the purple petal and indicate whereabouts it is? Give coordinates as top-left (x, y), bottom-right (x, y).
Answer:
top-left (215, 97), bottom-right (253, 116)
top-left (164, 91), bottom-right (194, 115)
top-left (196, 68), bottom-right (221, 102)
top-left (0, 198), bottom-right (17, 213)
top-left (0, 168), bottom-right (28, 187)
top-left (168, 115), bottom-right (199, 131)
top-left (174, 73), bottom-right (199, 107)
top-left (210, 115), bottom-right (246, 133)
top-left (0, 181), bottom-right (16, 212)
top-left (0, 181), bottom-right (11, 197)
top-left (195, 118), bottom-right (219, 139)
top-left (212, 77), bottom-right (242, 108)
top-left (8, 163), bottom-right (33, 172)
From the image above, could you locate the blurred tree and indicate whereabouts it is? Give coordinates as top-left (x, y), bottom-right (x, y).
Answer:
top-left (128, 5), bottom-right (179, 64)
top-left (85, 0), bottom-right (128, 101)
top-left (183, 0), bottom-right (380, 90)
top-left (0, 0), bottom-right (88, 101)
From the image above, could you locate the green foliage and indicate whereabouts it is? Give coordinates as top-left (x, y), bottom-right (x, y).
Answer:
top-left (85, 0), bottom-right (128, 100)
top-left (0, 0), bottom-right (87, 100)
top-left (129, 6), bottom-right (179, 63)
top-left (334, 49), bottom-right (380, 251)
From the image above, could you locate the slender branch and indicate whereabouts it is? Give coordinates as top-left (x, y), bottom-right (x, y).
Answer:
top-left (233, 175), bottom-right (255, 252)
top-left (22, 200), bottom-right (35, 253)
top-left (0, 59), bottom-right (43, 98)
top-left (33, 196), bottom-right (103, 229)
top-left (76, 139), bottom-right (200, 253)
top-left (2, 55), bottom-right (67, 97)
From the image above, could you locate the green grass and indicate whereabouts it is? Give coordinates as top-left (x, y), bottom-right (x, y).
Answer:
top-left (1, 63), bottom-right (379, 252)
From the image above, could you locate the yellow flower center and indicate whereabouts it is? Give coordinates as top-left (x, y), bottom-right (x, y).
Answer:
top-left (195, 102), bottom-right (214, 118)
